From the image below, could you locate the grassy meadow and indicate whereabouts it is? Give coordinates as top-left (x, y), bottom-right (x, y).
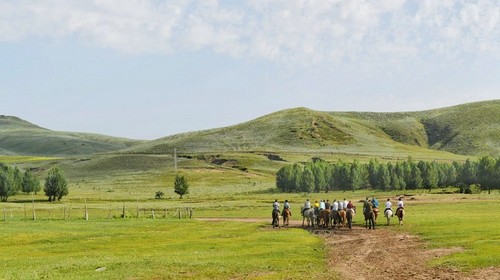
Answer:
top-left (1, 188), bottom-right (499, 279)
top-left (1, 100), bottom-right (500, 280)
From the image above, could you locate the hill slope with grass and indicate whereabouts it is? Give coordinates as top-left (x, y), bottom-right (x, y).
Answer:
top-left (0, 115), bottom-right (144, 156)
top-left (132, 100), bottom-right (499, 158)
top-left (2, 100), bottom-right (498, 158)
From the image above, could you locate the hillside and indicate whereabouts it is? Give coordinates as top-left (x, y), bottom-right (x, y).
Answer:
top-left (339, 100), bottom-right (500, 157)
top-left (0, 116), bottom-right (144, 156)
top-left (1, 100), bottom-right (498, 158)
top-left (130, 100), bottom-right (499, 158)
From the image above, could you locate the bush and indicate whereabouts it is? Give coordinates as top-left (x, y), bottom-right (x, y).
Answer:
top-left (461, 184), bottom-right (481, 194)
top-left (155, 191), bottom-right (164, 199)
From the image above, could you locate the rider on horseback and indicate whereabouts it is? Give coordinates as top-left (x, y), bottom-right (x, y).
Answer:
top-left (282, 199), bottom-right (291, 216)
top-left (273, 199), bottom-right (280, 211)
top-left (363, 197), bottom-right (372, 214)
top-left (396, 197), bottom-right (404, 214)
top-left (384, 198), bottom-right (393, 216)
top-left (301, 199), bottom-right (311, 215)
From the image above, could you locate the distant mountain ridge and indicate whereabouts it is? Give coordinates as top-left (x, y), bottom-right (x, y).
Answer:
top-left (1, 100), bottom-right (499, 157)
top-left (0, 115), bottom-right (143, 156)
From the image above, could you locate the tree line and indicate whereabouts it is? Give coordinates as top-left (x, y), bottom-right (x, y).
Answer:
top-left (276, 156), bottom-right (500, 193)
top-left (0, 164), bottom-right (68, 202)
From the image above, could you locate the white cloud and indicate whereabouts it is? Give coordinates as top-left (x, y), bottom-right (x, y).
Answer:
top-left (0, 0), bottom-right (498, 64)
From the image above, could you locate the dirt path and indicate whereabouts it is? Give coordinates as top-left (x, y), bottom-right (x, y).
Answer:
top-left (198, 218), bottom-right (499, 279)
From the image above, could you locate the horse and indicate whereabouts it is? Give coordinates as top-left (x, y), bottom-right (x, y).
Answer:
top-left (338, 209), bottom-right (347, 227)
top-left (272, 209), bottom-right (280, 228)
top-left (330, 210), bottom-right (341, 228)
top-left (373, 207), bottom-right (379, 224)
top-left (301, 207), bottom-right (315, 228)
top-left (282, 208), bottom-right (291, 227)
top-left (384, 209), bottom-right (393, 226)
top-left (319, 209), bottom-right (331, 228)
top-left (346, 208), bottom-right (355, 229)
top-left (364, 210), bottom-right (375, 229)
top-left (396, 208), bottom-right (405, 225)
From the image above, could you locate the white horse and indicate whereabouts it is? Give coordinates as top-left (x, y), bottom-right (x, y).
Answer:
top-left (301, 207), bottom-right (315, 228)
top-left (384, 209), bottom-right (393, 225)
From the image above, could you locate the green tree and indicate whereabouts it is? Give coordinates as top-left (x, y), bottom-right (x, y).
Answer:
top-left (477, 156), bottom-right (496, 190)
top-left (173, 174), bottom-right (189, 199)
top-left (0, 165), bottom-right (21, 202)
top-left (44, 167), bottom-right (68, 201)
top-left (408, 164), bottom-right (423, 189)
top-left (460, 159), bottom-right (477, 186)
top-left (311, 159), bottom-right (329, 192)
top-left (22, 169), bottom-right (41, 194)
top-left (367, 159), bottom-right (379, 189)
top-left (377, 164), bottom-right (391, 191)
top-left (301, 166), bottom-right (315, 193)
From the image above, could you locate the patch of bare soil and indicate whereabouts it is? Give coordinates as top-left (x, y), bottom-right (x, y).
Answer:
top-left (322, 226), bottom-right (499, 280)
top-left (198, 218), bottom-right (498, 279)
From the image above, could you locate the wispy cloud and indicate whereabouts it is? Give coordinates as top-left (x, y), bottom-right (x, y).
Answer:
top-left (0, 0), bottom-right (498, 64)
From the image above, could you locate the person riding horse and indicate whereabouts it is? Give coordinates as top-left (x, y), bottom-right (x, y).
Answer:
top-left (371, 197), bottom-right (379, 221)
top-left (282, 200), bottom-right (291, 226)
top-left (363, 197), bottom-right (375, 229)
top-left (272, 199), bottom-right (280, 226)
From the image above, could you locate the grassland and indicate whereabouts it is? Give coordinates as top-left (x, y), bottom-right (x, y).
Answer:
top-left (1, 100), bottom-right (499, 279)
top-left (1, 191), bottom-right (498, 279)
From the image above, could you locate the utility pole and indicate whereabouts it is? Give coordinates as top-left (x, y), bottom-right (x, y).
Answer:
top-left (174, 148), bottom-right (177, 173)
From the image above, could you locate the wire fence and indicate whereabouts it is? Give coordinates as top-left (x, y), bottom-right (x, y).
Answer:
top-left (0, 204), bottom-right (193, 221)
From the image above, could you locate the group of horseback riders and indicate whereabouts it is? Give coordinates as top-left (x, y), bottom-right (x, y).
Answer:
top-left (300, 198), bottom-right (355, 215)
top-left (272, 196), bottom-right (405, 228)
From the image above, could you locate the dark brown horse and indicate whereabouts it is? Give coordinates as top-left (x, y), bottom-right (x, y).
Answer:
top-left (319, 209), bottom-right (331, 228)
top-left (282, 208), bottom-right (291, 227)
top-left (364, 210), bottom-right (375, 229)
top-left (330, 210), bottom-right (341, 228)
top-left (272, 209), bottom-right (280, 228)
top-left (396, 208), bottom-right (405, 225)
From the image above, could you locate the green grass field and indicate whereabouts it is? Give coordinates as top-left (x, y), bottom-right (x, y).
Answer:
top-left (1, 192), bottom-right (498, 279)
top-left (0, 219), bottom-right (329, 280)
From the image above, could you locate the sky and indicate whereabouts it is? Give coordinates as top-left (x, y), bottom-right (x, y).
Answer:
top-left (1, 0), bottom-right (499, 140)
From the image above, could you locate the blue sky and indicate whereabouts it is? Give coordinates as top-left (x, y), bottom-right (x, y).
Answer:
top-left (1, 0), bottom-right (499, 140)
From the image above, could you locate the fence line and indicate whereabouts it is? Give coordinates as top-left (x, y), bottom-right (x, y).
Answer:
top-left (0, 204), bottom-right (193, 222)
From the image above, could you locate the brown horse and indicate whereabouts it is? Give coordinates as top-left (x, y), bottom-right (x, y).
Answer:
top-left (330, 210), bottom-right (342, 228)
top-left (346, 208), bottom-right (355, 229)
top-left (396, 208), bottom-right (405, 225)
top-left (364, 210), bottom-right (375, 229)
top-left (338, 209), bottom-right (347, 227)
top-left (373, 208), bottom-right (379, 223)
top-left (319, 209), bottom-right (331, 228)
top-left (272, 209), bottom-right (280, 228)
top-left (282, 208), bottom-right (291, 227)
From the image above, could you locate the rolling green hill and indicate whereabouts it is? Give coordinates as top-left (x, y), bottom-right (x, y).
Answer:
top-left (131, 100), bottom-right (499, 158)
top-left (0, 116), bottom-right (144, 156)
top-left (1, 100), bottom-right (499, 159)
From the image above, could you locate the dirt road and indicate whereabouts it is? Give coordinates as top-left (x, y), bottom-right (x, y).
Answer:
top-left (199, 217), bottom-right (499, 279)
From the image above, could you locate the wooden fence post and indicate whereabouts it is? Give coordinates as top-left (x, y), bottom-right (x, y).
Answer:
top-left (84, 199), bottom-right (89, 221)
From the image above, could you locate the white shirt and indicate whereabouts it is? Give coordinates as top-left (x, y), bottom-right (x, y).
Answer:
top-left (385, 201), bottom-right (392, 209)
top-left (398, 200), bottom-right (404, 207)
top-left (332, 201), bottom-right (339, 211)
top-left (338, 201), bottom-right (344, 210)
top-left (273, 202), bottom-right (280, 210)
top-left (304, 201), bottom-right (311, 208)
